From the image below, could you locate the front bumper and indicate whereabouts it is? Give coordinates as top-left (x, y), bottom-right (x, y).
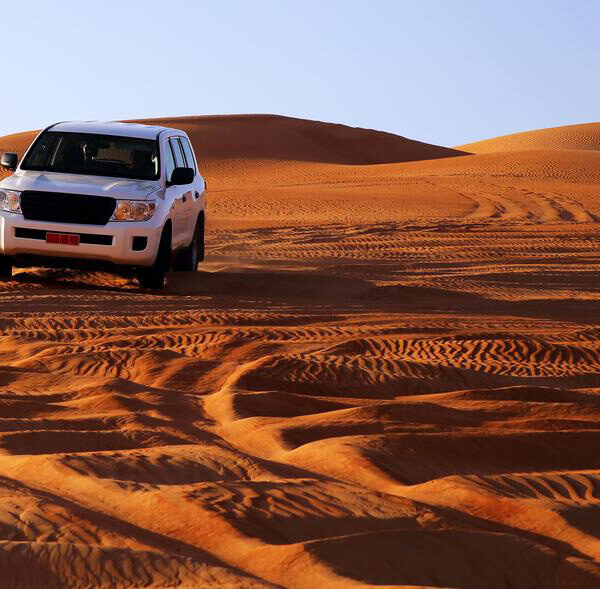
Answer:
top-left (0, 211), bottom-right (162, 267)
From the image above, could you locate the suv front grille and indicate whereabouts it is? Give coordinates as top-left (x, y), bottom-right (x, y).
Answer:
top-left (20, 191), bottom-right (116, 225)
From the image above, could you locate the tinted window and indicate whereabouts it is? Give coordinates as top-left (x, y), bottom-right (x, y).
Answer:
top-left (163, 141), bottom-right (176, 182)
top-left (169, 138), bottom-right (185, 168)
top-left (180, 137), bottom-right (196, 172)
top-left (21, 131), bottom-right (160, 180)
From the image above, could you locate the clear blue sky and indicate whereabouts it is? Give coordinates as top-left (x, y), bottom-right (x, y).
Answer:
top-left (2, 0), bottom-right (598, 146)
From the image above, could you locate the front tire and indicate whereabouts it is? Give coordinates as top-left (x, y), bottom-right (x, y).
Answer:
top-left (0, 256), bottom-right (12, 281)
top-left (137, 225), bottom-right (171, 289)
top-left (174, 215), bottom-right (204, 272)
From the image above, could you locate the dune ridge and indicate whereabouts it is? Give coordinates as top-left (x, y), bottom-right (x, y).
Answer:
top-left (0, 116), bottom-right (600, 587)
top-left (458, 121), bottom-right (600, 154)
top-left (0, 113), bottom-right (467, 167)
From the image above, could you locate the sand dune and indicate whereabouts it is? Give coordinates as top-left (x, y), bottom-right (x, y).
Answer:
top-left (0, 113), bottom-right (466, 171)
top-left (458, 121), bottom-right (600, 153)
top-left (1, 115), bottom-right (600, 587)
top-left (138, 114), bottom-right (468, 164)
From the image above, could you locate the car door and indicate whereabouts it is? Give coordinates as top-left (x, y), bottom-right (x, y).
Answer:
top-left (163, 138), bottom-right (186, 248)
top-left (177, 136), bottom-right (198, 235)
top-left (170, 137), bottom-right (195, 240)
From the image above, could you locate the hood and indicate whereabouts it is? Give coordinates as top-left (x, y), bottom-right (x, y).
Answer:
top-left (0, 170), bottom-right (160, 200)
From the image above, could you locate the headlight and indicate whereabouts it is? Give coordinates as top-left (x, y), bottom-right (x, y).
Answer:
top-left (111, 200), bottom-right (156, 222)
top-left (0, 189), bottom-right (22, 213)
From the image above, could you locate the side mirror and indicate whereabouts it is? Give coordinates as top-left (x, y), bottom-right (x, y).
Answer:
top-left (169, 167), bottom-right (194, 186)
top-left (0, 152), bottom-right (18, 171)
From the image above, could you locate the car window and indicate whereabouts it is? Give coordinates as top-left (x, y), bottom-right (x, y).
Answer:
top-left (21, 131), bottom-right (160, 181)
top-left (163, 141), bottom-right (176, 182)
top-left (180, 137), bottom-right (197, 172)
top-left (169, 138), bottom-right (185, 168)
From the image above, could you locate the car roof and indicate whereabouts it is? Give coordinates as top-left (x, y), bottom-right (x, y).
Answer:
top-left (49, 121), bottom-right (181, 140)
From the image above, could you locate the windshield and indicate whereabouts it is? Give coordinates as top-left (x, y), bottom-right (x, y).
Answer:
top-left (21, 131), bottom-right (160, 181)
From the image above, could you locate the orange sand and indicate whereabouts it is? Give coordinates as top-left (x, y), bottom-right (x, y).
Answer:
top-left (0, 116), bottom-right (599, 587)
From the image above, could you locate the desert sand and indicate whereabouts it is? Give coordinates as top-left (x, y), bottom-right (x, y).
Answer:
top-left (0, 116), bottom-right (600, 587)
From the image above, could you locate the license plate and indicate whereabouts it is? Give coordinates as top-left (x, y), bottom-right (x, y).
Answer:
top-left (46, 232), bottom-right (80, 246)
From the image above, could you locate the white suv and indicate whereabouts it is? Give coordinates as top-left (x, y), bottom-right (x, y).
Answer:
top-left (0, 121), bottom-right (206, 288)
